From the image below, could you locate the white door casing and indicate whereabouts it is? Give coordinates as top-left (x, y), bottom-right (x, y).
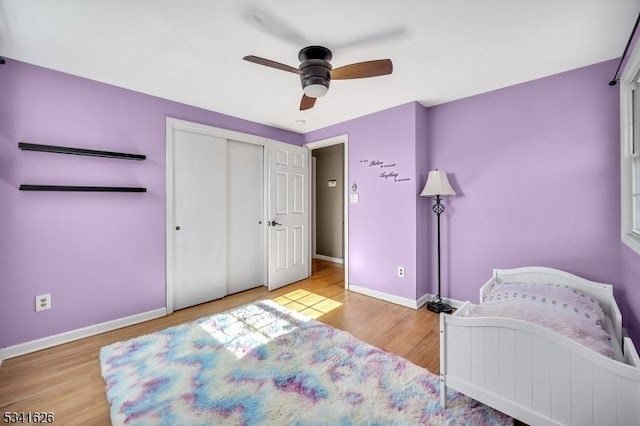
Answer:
top-left (304, 135), bottom-right (349, 289)
top-left (268, 140), bottom-right (310, 290)
top-left (312, 156), bottom-right (317, 259)
top-left (166, 118), bottom-right (270, 314)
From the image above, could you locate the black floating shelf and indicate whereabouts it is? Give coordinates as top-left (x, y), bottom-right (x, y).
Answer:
top-left (19, 142), bottom-right (146, 160)
top-left (19, 185), bottom-right (146, 192)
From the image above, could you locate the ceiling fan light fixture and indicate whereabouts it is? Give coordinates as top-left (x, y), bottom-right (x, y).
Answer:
top-left (243, 44), bottom-right (393, 110)
top-left (302, 83), bottom-right (328, 98)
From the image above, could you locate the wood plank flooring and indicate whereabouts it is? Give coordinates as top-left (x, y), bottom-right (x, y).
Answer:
top-left (0, 260), bottom-right (441, 425)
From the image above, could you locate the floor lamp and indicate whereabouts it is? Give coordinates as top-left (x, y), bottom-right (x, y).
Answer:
top-left (420, 170), bottom-right (456, 314)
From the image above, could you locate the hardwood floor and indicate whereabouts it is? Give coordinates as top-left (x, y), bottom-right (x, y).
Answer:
top-left (0, 260), bottom-right (441, 425)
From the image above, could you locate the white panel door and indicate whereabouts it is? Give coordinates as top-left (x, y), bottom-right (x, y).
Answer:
top-left (172, 130), bottom-right (227, 310)
top-left (268, 140), bottom-right (310, 290)
top-left (227, 140), bottom-right (265, 294)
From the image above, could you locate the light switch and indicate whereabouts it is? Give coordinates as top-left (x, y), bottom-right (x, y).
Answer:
top-left (350, 193), bottom-right (359, 204)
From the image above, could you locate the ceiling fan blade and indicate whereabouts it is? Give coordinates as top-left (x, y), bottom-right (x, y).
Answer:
top-left (300, 94), bottom-right (316, 110)
top-left (333, 27), bottom-right (407, 50)
top-left (243, 55), bottom-right (300, 74)
top-left (244, 7), bottom-right (309, 46)
top-left (331, 59), bottom-right (393, 80)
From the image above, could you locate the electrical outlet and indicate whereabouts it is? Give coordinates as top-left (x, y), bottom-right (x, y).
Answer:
top-left (397, 266), bottom-right (405, 278)
top-left (35, 293), bottom-right (51, 312)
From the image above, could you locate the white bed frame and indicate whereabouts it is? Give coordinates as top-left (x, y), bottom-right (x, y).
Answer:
top-left (440, 266), bottom-right (640, 426)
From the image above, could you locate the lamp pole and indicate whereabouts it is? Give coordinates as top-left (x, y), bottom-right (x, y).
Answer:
top-left (420, 169), bottom-right (455, 314)
top-left (427, 194), bottom-right (453, 314)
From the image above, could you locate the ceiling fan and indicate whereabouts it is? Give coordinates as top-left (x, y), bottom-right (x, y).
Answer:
top-left (243, 46), bottom-right (393, 111)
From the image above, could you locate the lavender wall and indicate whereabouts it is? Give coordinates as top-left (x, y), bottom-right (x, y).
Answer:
top-left (0, 59), bottom-right (303, 348)
top-left (304, 102), bottom-right (421, 300)
top-left (621, 246), bottom-right (640, 343)
top-left (3, 56), bottom-right (636, 350)
top-left (425, 60), bottom-right (628, 323)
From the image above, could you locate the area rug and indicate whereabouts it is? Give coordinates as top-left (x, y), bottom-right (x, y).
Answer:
top-left (100, 300), bottom-right (511, 425)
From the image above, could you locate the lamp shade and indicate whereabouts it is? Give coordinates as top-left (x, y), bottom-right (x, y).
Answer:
top-left (420, 170), bottom-right (456, 197)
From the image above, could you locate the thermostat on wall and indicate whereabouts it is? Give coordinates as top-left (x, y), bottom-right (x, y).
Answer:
top-left (328, 180), bottom-right (337, 187)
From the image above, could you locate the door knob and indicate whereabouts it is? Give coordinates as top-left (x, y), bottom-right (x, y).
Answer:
top-left (270, 220), bottom-right (282, 227)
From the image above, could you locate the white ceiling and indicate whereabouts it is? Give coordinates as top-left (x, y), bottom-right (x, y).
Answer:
top-left (0, 0), bottom-right (638, 132)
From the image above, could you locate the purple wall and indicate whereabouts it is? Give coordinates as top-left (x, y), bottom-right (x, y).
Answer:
top-left (304, 102), bottom-right (421, 300)
top-left (3, 56), bottom-right (637, 349)
top-left (621, 246), bottom-right (640, 343)
top-left (425, 59), bottom-right (629, 324)
top-left (304, 59), bottom-right (630, 329)
top-left (0, 59), bottom-right (303, 348)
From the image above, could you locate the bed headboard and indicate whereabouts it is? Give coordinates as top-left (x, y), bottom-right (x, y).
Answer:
top-left (480, 266), bottom-right (623, 344)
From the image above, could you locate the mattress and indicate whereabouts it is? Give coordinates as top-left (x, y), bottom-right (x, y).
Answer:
top-left (465, 279), bottom-right (621, 360)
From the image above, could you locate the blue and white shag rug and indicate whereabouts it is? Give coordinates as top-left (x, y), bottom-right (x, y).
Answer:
top-left (100, 300), bottom-right (511, 425)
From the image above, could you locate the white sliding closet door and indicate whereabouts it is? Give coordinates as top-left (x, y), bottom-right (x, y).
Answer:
top-left (172, 130), bottom-right (227, 310)
top-left (227, 140), bottom-right (265, 294)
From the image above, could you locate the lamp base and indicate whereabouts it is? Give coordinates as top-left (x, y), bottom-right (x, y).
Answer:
top-left (426, 300), bottom-right (453, 314)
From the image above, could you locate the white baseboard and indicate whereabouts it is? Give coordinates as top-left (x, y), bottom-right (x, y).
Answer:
top-left (416, 293), bottom-right (431, 309)
top-left (313, 254), bottom-right (344, 264)
top-left (0, 307), bottom-right (167, 361)
top-left (348, 285), bottom-right (465, 311)
top-left (418, 293), bottom-right (466, 309)
top-left (348, 284), bottom-right (422, 309)
top-left (446, 297), bottom-right (466, 309)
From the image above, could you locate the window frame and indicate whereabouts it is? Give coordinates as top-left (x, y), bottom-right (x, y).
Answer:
top-left (621, 40), bottom-right (640, 255)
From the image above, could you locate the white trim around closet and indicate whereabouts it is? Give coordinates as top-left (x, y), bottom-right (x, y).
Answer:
top-left (165, 118), bottom-right (269, 314)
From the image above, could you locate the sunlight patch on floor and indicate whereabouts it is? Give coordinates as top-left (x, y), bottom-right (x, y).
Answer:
top-left (272, 290), bottom-right (342, 319)
top-left (198, 301), bottom-right (306, 359)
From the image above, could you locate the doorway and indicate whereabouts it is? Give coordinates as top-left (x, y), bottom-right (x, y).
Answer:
top-left (312, 144), bottom-right (344, 263)
top-left (305, 135), bottom-right (349, 289)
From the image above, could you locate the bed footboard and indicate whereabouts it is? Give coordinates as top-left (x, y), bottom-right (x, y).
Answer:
top-left (440, 313), bottom-right (640, 426)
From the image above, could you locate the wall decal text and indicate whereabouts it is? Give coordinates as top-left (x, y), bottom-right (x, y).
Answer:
top-left (359, 159), bottom-right (411, 183)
